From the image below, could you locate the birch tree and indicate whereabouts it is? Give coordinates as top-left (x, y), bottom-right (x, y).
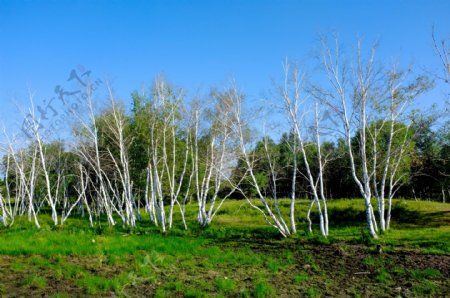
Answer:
top-left (431, 27), bottom-right (450, 86)
top-left (70, 83), bottom-right (116, 226)
top-left (369, 68), bottom-right (431, 230)
top-left (227, 82), bottom-right (296, 237)
top-left (3, 135), bottom-right (40, 228)
top-left (319, 37), bottom-right (379, 238)
top-left (191, 91), bottom-right (240, 227)
top-left (142, 77), bottom-right (191, 231)
top-left (278, 61), bottom-right (329, 236)
top-left (0, 145), bottom-right (13, 226)
top-left (103, 89), bottom-right (137, 227)
top-left (19, 96), bottom-right (60, 225)
top-left (61, 163), bottom-right (93, 225)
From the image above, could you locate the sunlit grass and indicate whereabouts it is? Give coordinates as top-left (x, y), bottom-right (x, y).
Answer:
top-left (0, 198), bottom-right (448, 296)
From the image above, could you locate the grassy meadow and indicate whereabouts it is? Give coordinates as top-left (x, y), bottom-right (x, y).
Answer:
top-left (0, 199), bottom-right (449, 297)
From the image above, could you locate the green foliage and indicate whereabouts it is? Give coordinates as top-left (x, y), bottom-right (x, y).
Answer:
top-left (412, 280), bottom-right (442, 296)
top-left (410, 112), bottom-right (449, 200)
top-left (266, 257), bottom-right (282, 272)
top-left (294, 272), bottom-right (309, 284)
top-left (376, 268), bottom-right (392, 284)
top-left (254, 281), bottom-right (276, 298)
top-left (352, 120), bottom-right (415, 188)
top-left (76, 272), bottom-right (129, 295)
top-left (305, 287), bottom-right (321, 298)
top-left (215, 277), bottom-right (236, 294)
top-left (409, 268), bottom-right (442, 280)
top-left (22, 275), bottom-right (47, 289)
top-left (363, 256), bottom-right (383, 267)
top-left (50, 293), bottom-right (70, 298)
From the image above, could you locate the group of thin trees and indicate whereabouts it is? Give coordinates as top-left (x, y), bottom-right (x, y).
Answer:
top-left (0, 37), bottom-right (448, 239)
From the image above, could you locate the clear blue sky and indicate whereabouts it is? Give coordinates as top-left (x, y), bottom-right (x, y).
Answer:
top-left (0, 0), bottom-right (449, 140)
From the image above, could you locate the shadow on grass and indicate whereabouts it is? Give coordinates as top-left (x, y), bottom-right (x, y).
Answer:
top-left (391, 203), bottom-right (450, 228)
top-left (316, 201), bottom-right (450, 229)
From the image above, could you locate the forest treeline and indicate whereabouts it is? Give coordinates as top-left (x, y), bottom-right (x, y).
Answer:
top-left (0, 37), bottom-right (448, 238)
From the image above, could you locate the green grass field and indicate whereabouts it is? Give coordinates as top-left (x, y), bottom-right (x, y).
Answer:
top-left (0, 199), bottom-right (448, 297)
